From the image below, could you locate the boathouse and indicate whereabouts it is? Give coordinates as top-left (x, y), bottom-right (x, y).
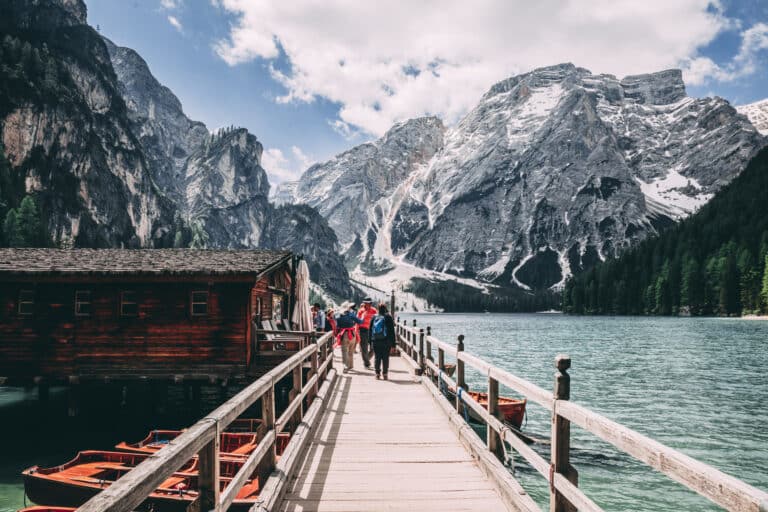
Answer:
top-left (0, 248), bottom-right (298, 384)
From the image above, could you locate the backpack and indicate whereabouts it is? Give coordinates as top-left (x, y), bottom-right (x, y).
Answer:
top-left (371, 315), bottom-right (387, 340)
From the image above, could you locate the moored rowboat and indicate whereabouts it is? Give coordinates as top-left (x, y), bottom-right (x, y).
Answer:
top-left (22, 451), bottom-right (260, 512)
top-left (17, 508), bottom-right (76, 512)
top-left (444, 388), bottom-right (526, 428)
top-left (116, 430), bottom-right (259, 457)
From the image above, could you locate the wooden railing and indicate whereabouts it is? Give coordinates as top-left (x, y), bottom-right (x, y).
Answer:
top-left (395, 319), bottom-right (768, 512)
top-left (77, 331), bottom-right (336, 512)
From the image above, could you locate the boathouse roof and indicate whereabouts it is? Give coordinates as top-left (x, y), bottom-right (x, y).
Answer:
top-left (0, 248), bottom-right (292, 278)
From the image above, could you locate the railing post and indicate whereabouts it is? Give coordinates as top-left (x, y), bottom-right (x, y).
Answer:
top-left (456, 335), bottom-right (466, 414)
top-left (438, 346), bottom-right (445, 372)
top-left (310, 334), bottom-right (319, 401)
top-left (257, 381), bottom-right (277, 483)
top-left (550, 354), bottom-right (577, 512)
top-left (487, 375), bottom-right (502, 460)
top-left (426, 326), bottom-right (433, 364)
top-left (418, 327), bottom-right (425, 375)
top-left (198, 421), bottom-right (220, 512)
top-left (292, 360), bottom-right (303, 427)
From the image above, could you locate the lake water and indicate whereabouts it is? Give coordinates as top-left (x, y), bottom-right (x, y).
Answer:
top-left (403, 313), bottom-right (768, 511)
top-left (1, 314), bottom-right (766, 511)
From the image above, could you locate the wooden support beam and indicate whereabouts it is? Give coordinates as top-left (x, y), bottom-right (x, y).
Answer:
top-left (550, 355), bottom-right (577, 512)
top-left (418, 328), bottom-right (425, 375)
top-left (487, 375), bottom-right (503, 461)
top-left (456, 334), bottom-right (466, 415)
top-left (197, 424), bottom-right (220, 512)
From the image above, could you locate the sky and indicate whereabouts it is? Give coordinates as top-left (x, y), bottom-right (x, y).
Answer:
top-left (87, 0), bottom-right (768, 185)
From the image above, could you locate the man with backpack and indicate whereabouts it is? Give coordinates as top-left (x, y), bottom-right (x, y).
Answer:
top-left (371, 303), bottom-right (396, 380)
top-left (357, 298), bottom-right (377, 369)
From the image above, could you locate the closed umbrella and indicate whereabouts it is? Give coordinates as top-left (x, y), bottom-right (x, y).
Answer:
top-left (292, 259), bottom-right (313, 332)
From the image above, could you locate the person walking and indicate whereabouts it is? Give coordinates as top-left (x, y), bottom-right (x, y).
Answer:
top-left (336, 302), bottom-right (362, 373)
top-left (325, 307), bottom-right (336, 334)
top-left (357, 298), bottom-right (377, 369)
top-left (312, 303), bottom-right (326, 332)
top-left (371, 303), bottom-right (396, 380)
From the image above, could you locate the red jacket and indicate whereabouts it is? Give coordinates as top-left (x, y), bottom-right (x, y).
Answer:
top-left (357, 305), bottom-right (377, 329)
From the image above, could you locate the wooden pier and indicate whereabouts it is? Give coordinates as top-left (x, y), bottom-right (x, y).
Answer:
top-left (72, 323), bottom-right (768, 512)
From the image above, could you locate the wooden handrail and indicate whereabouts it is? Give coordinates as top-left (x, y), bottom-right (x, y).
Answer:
top-left (396, 322), bottom-right (768, 512)
top-left (78, 331), bottom-right (335, 512)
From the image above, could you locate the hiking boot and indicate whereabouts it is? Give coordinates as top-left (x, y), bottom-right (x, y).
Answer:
top-left (375, 373), bottom-right (381, 380)
top-left (383, 374), bottom-right (388, 380)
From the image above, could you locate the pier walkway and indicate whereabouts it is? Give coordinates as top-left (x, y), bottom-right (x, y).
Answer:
top-left (279, 355), bottom-right (506, 511)
top-left (78, 321), bottom-right (768, 512)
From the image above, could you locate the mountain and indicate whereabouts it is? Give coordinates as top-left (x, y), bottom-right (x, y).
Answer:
top-left (290, 64), bottom-right (765, 302)
top-left (0, 0), bottom-right (353, 298)
top-left (563, 147), bottom-right (768, 316)
top-left (737, 99), bottom-right (768, 136)
top-left (0, 0), bottom-right (176, 247)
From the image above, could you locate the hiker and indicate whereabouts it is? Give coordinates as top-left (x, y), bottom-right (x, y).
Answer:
top-left (357, 298), bottom-right (377, 369)
top-left (312, 303), bottom-right (326, 332)
top-left (371, 303), bottom-right (396, 380)
top-left (335, 302), bottom-right (362, 373)
top-left (325, 307), bottom-right (336, 334)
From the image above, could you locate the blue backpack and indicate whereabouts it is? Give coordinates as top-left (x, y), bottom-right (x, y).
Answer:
top-left (371, 315), bottom-right (387, 340)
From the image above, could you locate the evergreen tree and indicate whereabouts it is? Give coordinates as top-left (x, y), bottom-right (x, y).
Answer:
top-left (761, 254), bottom-right (768, 314)
top-left (189, 221), bottom-right (209, 249)
top-left (3, 208), bottom-right (21, 247)
top-left (16, 195), bottom-right (43, 246)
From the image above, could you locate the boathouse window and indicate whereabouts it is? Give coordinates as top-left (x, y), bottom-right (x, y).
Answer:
top-left (191, 291), bottom-right (208, 316)
top-left (120, 291), bottom-right (138, 316)
top-left (75, 290), bottom-right (92, 317)
top-left (18, 289), bottom-right (34, 316)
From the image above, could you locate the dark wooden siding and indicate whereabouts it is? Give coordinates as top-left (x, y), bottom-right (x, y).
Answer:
top-left (0, 281), bottom-right (256, 379)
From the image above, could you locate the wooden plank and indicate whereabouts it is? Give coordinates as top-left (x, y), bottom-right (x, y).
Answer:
top-left (256, 368), bottom-right (338, 511)
top-left (556, 399), bottom-right (768, 512)
top-left (198, 431), bottom-right (220, 512)
top-left (278, 355), bottom-right (514, 512)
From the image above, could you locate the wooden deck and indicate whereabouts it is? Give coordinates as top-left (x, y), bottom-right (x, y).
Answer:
top-left (279, 352), bottom-right (507, 511)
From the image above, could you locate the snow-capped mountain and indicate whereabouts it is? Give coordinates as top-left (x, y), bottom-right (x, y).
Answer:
top-left (292, 64), bottom-right (765, 293)
top-left (738, 99), bottom-right (768, 136)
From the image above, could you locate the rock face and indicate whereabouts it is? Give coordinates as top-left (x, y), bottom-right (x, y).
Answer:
top-left (293, 63), bottom-right (765, 291)
top-left (294, 116), bottom-right (445, 268)
top-left (0, 0), bottom-right (353, 297)
top-left (0, 0), bottom-right (176, 247)
top-left (102, 34), bottom-right (353, 297)
top-left (737, 99), bottom-right (768, 136)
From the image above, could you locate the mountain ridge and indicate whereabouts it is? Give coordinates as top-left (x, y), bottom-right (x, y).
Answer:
top-left (287, 63), bottom-right (765, 303)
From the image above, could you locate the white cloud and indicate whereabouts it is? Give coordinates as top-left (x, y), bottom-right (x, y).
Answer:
top-left (261, 146), bottom-right (315, 184)
top-left (212, 0), bottom-right (740, 136)
top-left (160, 0), bottom-right (182, 9)
top-left (167, 15), bottom-right (183, 32)
top-left (683, 22), bottom-right (768, 85)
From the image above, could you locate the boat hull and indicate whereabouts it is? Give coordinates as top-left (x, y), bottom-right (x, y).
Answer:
top-left (443, 388), bottom-right (526, 428)
top-left (23, 474), bottom-right (194, 512)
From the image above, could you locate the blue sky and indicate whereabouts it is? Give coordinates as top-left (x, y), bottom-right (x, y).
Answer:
top-left (88, 0), bottom-right (768, 184)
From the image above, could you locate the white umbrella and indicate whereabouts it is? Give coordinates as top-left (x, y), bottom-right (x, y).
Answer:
top-left (292, 259), bottom-right (313, 332)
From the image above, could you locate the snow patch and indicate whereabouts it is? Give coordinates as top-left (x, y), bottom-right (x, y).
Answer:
top-left (635, 168), bottom-right (712, 219)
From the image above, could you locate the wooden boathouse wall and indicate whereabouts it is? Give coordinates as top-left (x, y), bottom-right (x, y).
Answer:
top-left (0, 249), bottom-right (295, 385)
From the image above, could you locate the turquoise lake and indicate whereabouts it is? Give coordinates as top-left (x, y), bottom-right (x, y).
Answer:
top-left (1, 314), bottom-right (767, 511)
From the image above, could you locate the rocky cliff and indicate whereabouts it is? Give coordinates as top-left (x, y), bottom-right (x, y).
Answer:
top-left (102, 32), bottom-right (353, 297)
top-left (292, 64), bottom-right (765, 294)
top-left (0, 0), bottom-right (353, 298)
top-left (0, 0), bottom-right (176, 247)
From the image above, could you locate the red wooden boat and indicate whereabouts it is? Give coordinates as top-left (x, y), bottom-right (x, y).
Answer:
top-left (116, 430), bottom-right (259, 457)
top-left (226, 419), bottom-right (291, 455)
top-left (17, 508), bottom-right (76, 512)
top-left (22, 451), bottom-right (260, 512)
top-left (468, 391), bottom-right (526, 429)
top-left (445, 388), bottom-right (526, 428)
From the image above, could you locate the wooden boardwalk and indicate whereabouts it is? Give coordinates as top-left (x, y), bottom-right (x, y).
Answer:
top-left (279, 352), bottom-right (507, 511)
